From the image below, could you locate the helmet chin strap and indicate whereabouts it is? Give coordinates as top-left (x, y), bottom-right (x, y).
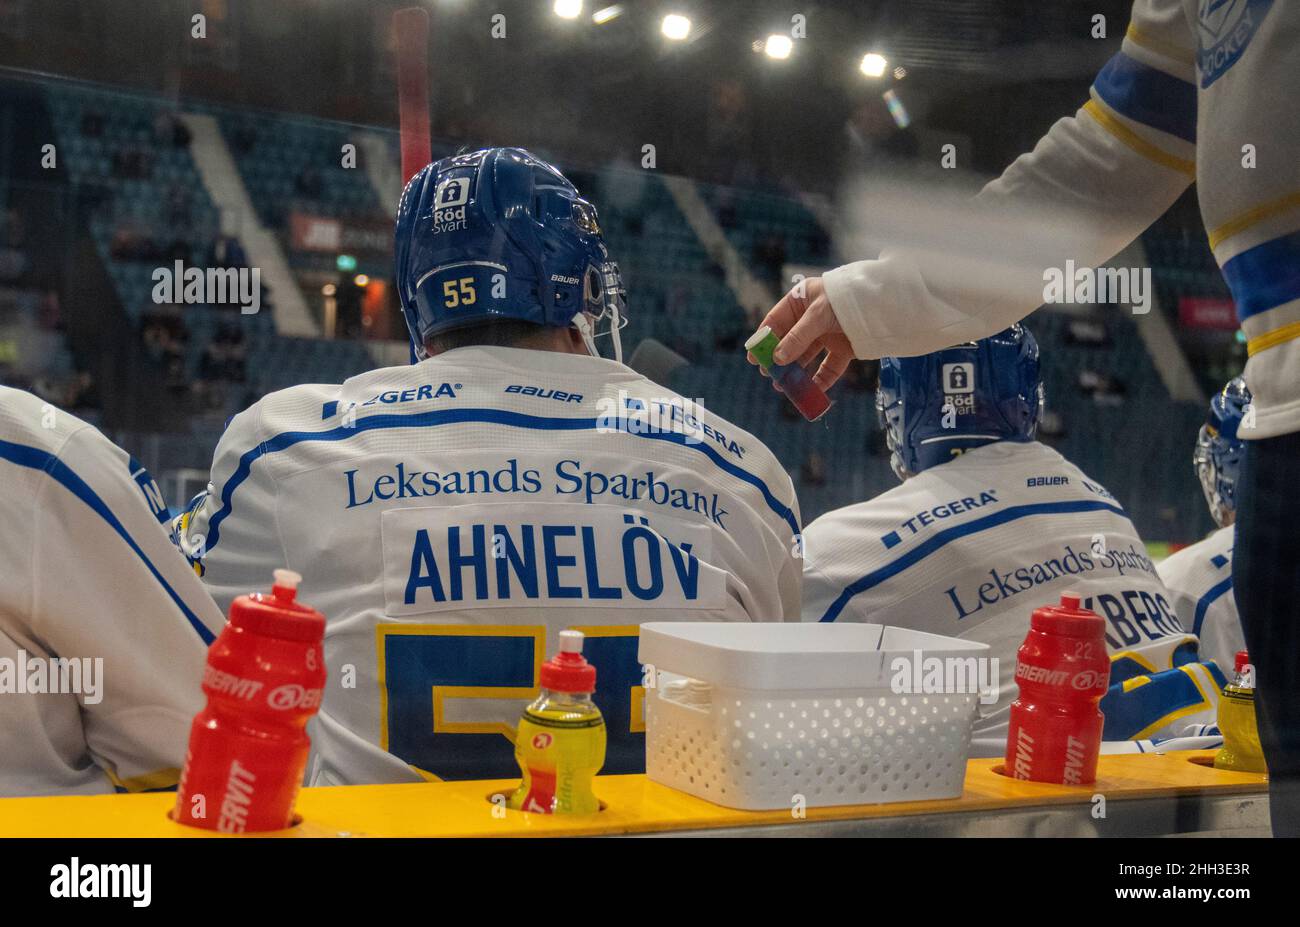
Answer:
top-left (572, 312), bottom-right (599, 359)
top-left (571, 307), bottom-right (623, 364)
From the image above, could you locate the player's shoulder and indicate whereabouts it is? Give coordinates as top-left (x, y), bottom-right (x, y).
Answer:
top-left (1159, 526), bottom-right (1234, 584)
top-left (620, 370), bottom-right (782, 469)
top-left (805, 439), bottom-right (1121, 542)
top-left (218, 377), bottom-right (347, 449)
top-left (0, 385), bottom-right (106, 461)
top-left (0, 386), bottom-right (161, 521)
top-left (956, 441), bottom-right (1126, 507)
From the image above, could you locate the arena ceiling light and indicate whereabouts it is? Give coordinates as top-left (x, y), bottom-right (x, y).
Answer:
top-left (554, 0), bottom-right (583, 19)
top-left (859, 52), bottom-right (888, 78)
top-left (592, 4), bottom-right (622, 23)
top-left (662, 13), bottom-right (691, 41)
top-left (764, 35), bottom-right (793, 60)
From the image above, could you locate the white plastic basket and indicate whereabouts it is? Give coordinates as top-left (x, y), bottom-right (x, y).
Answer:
top-left (638, 622), bottom-right (991, 811)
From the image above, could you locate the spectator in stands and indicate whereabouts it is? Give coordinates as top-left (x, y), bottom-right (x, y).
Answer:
top-left (109, 218), bottom-right (160, 262)
top-left (140, 310), bottom-right (188, 392)
top-left (199, 322), bottom-right (247, 385)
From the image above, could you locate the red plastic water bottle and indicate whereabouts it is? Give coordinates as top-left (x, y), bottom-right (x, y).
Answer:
top-left (174, 569), bottom-right (326, 833)
top-left (1005, 591), bottom-right (1110, 785)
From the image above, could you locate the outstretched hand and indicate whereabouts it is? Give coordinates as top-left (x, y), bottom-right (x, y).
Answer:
top-left (746, 277), bottom-right (856, 392)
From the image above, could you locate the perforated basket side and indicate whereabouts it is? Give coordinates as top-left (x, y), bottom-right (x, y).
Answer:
top-left (646, 680), bottom-right (978, 811)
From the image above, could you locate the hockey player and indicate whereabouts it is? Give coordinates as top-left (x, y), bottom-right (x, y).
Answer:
top-left (176, 147), bottom-right (802, 786)
top-left (0, 386), bottom-right (223, 796)
top-left (1159, 377), bottom-right (1249, 671)
top-left (800, 327), bottom-right (1224, 756)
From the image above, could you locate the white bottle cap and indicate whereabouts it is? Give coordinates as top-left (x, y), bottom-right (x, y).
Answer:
top-left (743, 325), bottom-right (773, 352)
top-left (273, 568), bottom-right (302, 592)
top-left (558, 629), bottom-right (585, 654)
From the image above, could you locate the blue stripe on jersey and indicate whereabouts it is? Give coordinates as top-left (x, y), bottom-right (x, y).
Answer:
top-left (203, 407), bottom-right (801, 551)
top-left (0, 439), bottom-right (216, 645)
top-left (816, 498), bottom-right (1128, 623)
top-left (1193, 575), bottom-right (1234, 638)
top-left (1092, 52), bottom-right (1197, 144)
top-left (1221, 228), bottom-right (1300, 321)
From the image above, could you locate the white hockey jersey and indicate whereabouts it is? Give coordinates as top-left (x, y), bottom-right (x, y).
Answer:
top-left (1158, 525), bottom-right (1242, 672)
top-left (177, 346), bottom-right (802, 785)
top-left (822, 0), bottom-right (1300, 439)
top-left (0, 386), bottom-right (224, 796)
top-left (800, 441), bottom-right (1224, 756)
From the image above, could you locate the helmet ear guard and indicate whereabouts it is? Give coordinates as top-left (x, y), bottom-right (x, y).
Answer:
top-left (576, 261), bottom-right (628, 363)
top-left (877, 325), bottom-right (1043, 479)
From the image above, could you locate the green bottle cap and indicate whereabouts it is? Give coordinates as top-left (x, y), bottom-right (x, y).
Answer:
top-left (744, 325), bottom-right (780, 368)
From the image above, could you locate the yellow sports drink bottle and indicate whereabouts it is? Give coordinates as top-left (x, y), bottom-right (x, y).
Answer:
top-left (1214, 650), bottom-right (1267, 773)
top-left (507, 630), bottom-right (606, 814)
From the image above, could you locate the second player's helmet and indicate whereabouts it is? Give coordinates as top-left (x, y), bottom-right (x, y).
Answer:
top-left (877, 325), bottom-right (1044, 480)
top-left (1194, 376), bottom-right (1250, 528)
top-left (394, 147), bottom-right (626, 361)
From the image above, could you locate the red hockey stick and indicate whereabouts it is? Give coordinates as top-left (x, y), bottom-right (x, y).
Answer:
top-left (394, 6), bottom-right (431, 185)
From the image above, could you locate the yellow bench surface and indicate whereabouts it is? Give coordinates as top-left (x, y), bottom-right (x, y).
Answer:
top-left (0, 752), bottom-right (1267, 838)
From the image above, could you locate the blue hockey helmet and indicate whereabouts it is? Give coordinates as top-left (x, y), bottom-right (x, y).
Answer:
top-left (1193, 376), bottom-right (1250, 528)
top-left (877, 325), bottom-right (1044, 479)
top-left (394, 147), bottom-right (626, 361)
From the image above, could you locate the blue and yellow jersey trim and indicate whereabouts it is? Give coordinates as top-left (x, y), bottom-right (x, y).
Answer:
top-left (1092, 52), bottom-right (1196, 144)
top-left (1081, 49), bottom-right (1197, 177)
top-left (1218, 228), bottom-right (1300, 347)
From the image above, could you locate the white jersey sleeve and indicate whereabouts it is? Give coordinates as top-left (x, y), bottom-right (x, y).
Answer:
top-left (177, 346), bottom-right (802, 785)
top-left (0, 387), bottom-right (224, 796)
top-left (801, 441), bottom-right (1223, 756)
top-left (1157, 526), bottom-right (1241, 672)
top-left (821, 0), bottom-right (1194, 359)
